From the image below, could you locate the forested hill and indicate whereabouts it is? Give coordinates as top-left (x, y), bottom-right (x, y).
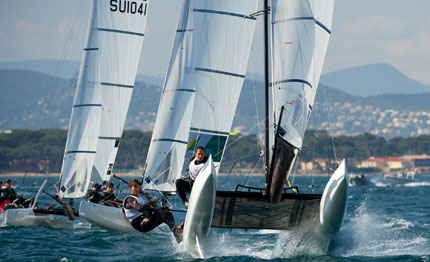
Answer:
top-left (2, 69), bottom-right (430, 137)
top-left (1, 129), bottom-right (429, 173)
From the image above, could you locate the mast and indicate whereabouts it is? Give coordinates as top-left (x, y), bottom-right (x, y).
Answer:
top-left (263, 0), bottom-right (270, 192)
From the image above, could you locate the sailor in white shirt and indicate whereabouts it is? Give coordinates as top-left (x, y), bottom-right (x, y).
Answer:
top-left (123, 179), bottom-right (182, 242)
top-left (175, 146), bottom-right (209, 208)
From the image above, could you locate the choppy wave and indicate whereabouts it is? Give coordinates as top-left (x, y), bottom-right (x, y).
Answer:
top-left (329, 199), bottom-right (430, 258)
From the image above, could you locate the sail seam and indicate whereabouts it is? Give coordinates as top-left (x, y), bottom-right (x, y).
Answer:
top-left (101, 82), bottom-right (134, 89)
top-left (190, 127), bottom-right (229, 136)
top-left (84, 48), bottom-right (99, 51)
top-left (97, 28), bottom-right (145, 37)
top-left (273, 79), bottom-right (312, 89)
top-left (152, 138), bottom-right (188, 145)
top-left (273, 17), bottom-right (331, 34)
top-left (195, 67), bottom-right (245, 78)
top-left (193, 9), bottom-right (257, 20)
top-left (73, 104), bottom-right (102, 108)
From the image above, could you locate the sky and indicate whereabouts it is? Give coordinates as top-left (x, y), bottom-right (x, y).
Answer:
top-left (1, 0), bottom-right (430, 84)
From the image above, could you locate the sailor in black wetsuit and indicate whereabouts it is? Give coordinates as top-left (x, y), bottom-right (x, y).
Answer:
top-left (123, 179), bottom-right (182, 242)
top-left (100, 182), bottom-right (120, 207)
top-left (175, 146), bottom-right (208, 208)
top-left (85, 183), bottom-right (102, 203)
top-left (1, 180), bottom-right (17, 203)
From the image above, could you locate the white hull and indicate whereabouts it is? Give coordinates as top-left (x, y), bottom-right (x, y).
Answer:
top-left (79, 201), bottom-right (138, 232)
top-left (5, 208), bottom-right (70, 228)
top-left (314, 159), bottom-right (348, 250)
top-left (183, 155), bottom-right (217, 258)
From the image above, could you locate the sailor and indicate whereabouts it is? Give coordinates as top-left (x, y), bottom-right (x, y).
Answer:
top-left (175, 146), bottom-right (209, 208)
top-left (123, 179), bottom-right (182, 242)
top-left (100, 182), bottom-right (120, 207)
top-left (1, 180), bottom-right (17, 203)
top-left (85, 183), bottom-right (102, 203)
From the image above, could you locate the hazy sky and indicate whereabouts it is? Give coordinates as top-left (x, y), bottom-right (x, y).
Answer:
top-left (1, 0), bottom-right (430, 84)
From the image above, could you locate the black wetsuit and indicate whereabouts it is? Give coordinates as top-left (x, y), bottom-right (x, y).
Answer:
top-left (123, 196), bottom-right (181, 242)
top-left (1, 187), bottom-right (17, 202)
top-left (100, 192), bottom-right (119, 207)
top-left (86, 190), bottom-right (102, 203)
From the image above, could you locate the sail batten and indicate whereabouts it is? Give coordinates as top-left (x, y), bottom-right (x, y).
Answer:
top-left (97, 28), bottom-right (145, 36)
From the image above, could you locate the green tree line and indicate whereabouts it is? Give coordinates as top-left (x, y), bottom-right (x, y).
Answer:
top-left (0, 129), bottom-right (429, 173)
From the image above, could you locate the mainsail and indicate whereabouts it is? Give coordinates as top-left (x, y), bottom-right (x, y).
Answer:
top-left (60, 0), bottom-right (149, 198)
top-left (144, 0), bottom-right (194, 192)
top-left (143, 0), bottom-right (259, 192)
top-left (90, 0), bottom-right (149, 184)
top-left (184, 1), bottom-right (259, 172)
top-left (268, 0), bottom-right (334, 202)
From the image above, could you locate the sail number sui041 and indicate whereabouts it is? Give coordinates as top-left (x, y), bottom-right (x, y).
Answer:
top-left (110, 0), bottom-right (148, 15)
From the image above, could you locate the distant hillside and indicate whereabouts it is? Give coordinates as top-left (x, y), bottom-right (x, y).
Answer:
top-left (0, 59), bottom-right (80, 80)
top-left (321, 63), bottom-right (430, 96)
top-left (2, 69), bottom-right (430, 138)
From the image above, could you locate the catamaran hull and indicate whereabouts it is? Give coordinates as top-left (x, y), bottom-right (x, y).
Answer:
top-left (183, 155), bottom-right (216, 257)
top-left (79, 201), bottom-right (138, 232)
top-left (314, 159), bottom-right (348, 250)
top-left (5, 208), bottom-right (70, 228)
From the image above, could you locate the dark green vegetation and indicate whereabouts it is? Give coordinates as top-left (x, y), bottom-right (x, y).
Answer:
top-left (2, 69), bottom-right (430, 136)
top-left (1, 129), bottom-right (429, 173)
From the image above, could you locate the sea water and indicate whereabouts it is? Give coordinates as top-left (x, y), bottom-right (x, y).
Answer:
top-left (0, 175), bottom-right (429, 261)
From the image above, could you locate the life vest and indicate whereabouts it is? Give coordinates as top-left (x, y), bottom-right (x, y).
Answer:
top-left (123, 195), bottom-right (146, 222)
top-left (189, 157), bottom-right (208, 180)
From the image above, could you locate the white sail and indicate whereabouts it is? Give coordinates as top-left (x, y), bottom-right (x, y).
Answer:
top-left (60, 0), bottom-right (149, 198)
top-left (59, 0), bottom-right (102, 198)
top-left (144, 0), bottom-right (195, 192)
top-left (271, 0), bottom-right (334, 149)
top-left (91, 0), bottom-right (149, 184)
top-left (185, 1), bottom-right (259, 172)
top-left (144, 0), bottom-right (258, 191)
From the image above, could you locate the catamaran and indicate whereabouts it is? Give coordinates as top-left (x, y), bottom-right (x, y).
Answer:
top-left (81, 0), bottom-right (348, 257)
top-left (5, 0), bottom-right (149, 227)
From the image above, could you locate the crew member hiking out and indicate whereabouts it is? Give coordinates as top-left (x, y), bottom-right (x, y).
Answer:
top-left (123, 179), bottom-right (182, 243)
top-left (175, 146), bottom-right (209, 208)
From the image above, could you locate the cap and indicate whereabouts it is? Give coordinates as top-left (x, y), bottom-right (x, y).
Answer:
top-left (128, 179), bottom-right (142, 187)
top-left (92, 183), bottom-right (100, 189)
top-left (106, 182), bottom-right (114, 188)
top-left (5, 179), bottom-right (11, 183)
